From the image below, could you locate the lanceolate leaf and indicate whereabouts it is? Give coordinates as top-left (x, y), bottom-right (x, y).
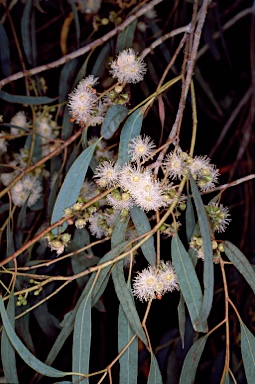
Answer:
top-left (171, 234), bottom-right (206, 332)
top-left (179, 334), bottom-right (208, 384)
top-left (147, 354), bottom-right (163, 384)
top-left (241, 321), bottom-right (255, 384)
top-left (101, 105), bottom-right (128, 140)
top-left (117, 107), bottom-right (145, 166)
top-left (185, 194), bottom-right (196, 242)
top-left (1, 293), bottom-right (19, 384)
top-left (190, 176), bottom-right (213, 327)
top-left (0, 22), bottom-right (11, 77)
top-left (51, 140), bottom-right (98, 234)
top-left (72, 293), bottom-right (91, 383)
top-left (130, 206), bottom-right (156, 267)
top-left (0, 297), bottom-right (68, 378)
top-left (112, 261), bottom-right (147, 344)
top-left (118, 297), bottom-right (138, 384)
top-left (224, 241), bottom-right (255, 294)
top-left (116, 20), bottom-right (137, 53)
top-left (0, 90), bottom-right (57, 105)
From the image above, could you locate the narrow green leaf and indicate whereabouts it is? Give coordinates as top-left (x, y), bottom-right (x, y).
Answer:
top-left (116, 21), bottom-right (137, 53)
top-left (241, 321), bottom-right (255, 384)
top-left (178, 294), bottom-right (186, 348)
top-left (185, 194), bottom-right (196, 242)
top-left (112, 261), bottom-right (147, 344)
top-left (224, 241), bottom-right (255, 294)
top-left (130, 206), bottom-right (156, 267)
top-left (190, 176), bottom-right (213, 326)
top-left (118, 300), bottom-right (138, 384)
top-left (51, 140), bottom-right (98, 234)
top-left (16, 312), bottom-right (35, 354)
top-left (222, 372), bottom-right (230, 384)
top-left (91, 42), bottom-right (110, 77)
top-left (111, 212), bottom-right (129, 247)
top-left (0, 297), bottom-right (68, 378)
top-left (44, 242), bottom-right (128, 370)
top-left (171, 234), bottom-right (206, 332)
top-left (72, 293), bottom-right (91, 383)
top-left (0, 90), bottom-right (57, 105)
top-left (147, 354), bottom-right (163, 384)
top-left (117, 108), bottom-right (144, 166)
top-left (179, 334), bottom-right (208, 384)
top-left (1, 293), bottom-right (19, 384)
top-left (0, 22), bottom-right (11, 76)
top-left (61, 106), bottom-right (74, 140)
top-left (59, 59), bottom-right (79, 107)
top-left (67, 0), bottom-right (80, 49)
top-left (101, 105), bottom-right (128, 140)
top-left (21, 0), bottom-right (34, 65)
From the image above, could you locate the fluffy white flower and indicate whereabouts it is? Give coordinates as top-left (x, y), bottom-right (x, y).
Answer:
top-left (89, 212), bottom-right (109, 238)
top-left (132, 261), bottom-right (179, 302)
top-left (106, 190), bottom-right (134, 211)
top-left (188, 156), bottom-right (219, 191)
top-left (128, 135), bottom-right (156, 163)
top-left (109, 48), bottom-right (147, 84)
top-left (93, 160), bottom-right (120, 188)
top-left (163, 148), bottom-right (185, 180)
top-left (0, 131), bottom-right (8, 154)
top-left (10, 175), bottom-right (42, 207)
top-left (10, 111), bottom-right (28, 135)
top-left (80, 180), bottom-right (98, 200)
top-left (68, 76), bottom-right (99, 126)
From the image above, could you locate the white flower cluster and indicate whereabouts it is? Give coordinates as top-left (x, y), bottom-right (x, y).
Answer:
top-left (10, 174), bottom-right (42, 207)
top-left (132, 261), bottom-right (179, 302)
top-left (163, 148), bottom-right (219, 191)
top-left (0, 131), bottom-right (8, 154)
top-left (10, 111), bottom-right (28, 135)
top-left (205, 202), bottom-right (231, 233)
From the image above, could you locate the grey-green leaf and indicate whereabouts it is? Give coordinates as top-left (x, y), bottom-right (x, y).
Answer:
top-left (241, 321), bottom-right (255, 384)
top-left (0, 22), bottom-right (11, 77)
top-left (51, 140), bottom-right (98, 234)
top-left (0, 90), bottom-right (57, 105)
top-left (1, 293), bottom-right (19, 384)
top-left (118, 302), bottom-right (138, 384)
top-left (0, 297), bottom-right (68, 378)
top-left (130, 206), bottom-right (156, 267)
top-left (101, 105), bottom-right (128, 140)
top-left (224, 241), bottom-right (255, 294)
top-left (117, 107), bottom-right (144, 166)
top-left (72, 293), bottom-right (91, 383)
top-left (185, 194), bottom-right (196, 242)
top-left (112, 261), bottom-right (147, 344)
top-left (116, 21), bottom-right (137, 53)
top-left (190, 176), bottom-right (213, 326)
top-left (171, 234), bottom-right (206, 332)
top-left (147, 354), bottom-right (163, 384)
top-left (179, 335), bottom-right (208, 384)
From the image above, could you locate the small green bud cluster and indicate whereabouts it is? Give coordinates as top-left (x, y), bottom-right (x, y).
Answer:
top-left (45, 232), bottom-right (71, 255)
top-left (190, 235), bottom-right (225, 263)
top-left (16, 294), bottom-right (28, 306)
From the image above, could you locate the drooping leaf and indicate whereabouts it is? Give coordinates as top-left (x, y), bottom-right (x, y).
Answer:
top-left (0, 22), bottom-right (11, 77)
top-left (178, 294), bottom-right (186, 348)
top-left (147, 354), bottom-right (163, 384)
top-left (21, 0), bottom-right (34, 65)
top-left (241, 321), bottom-right (255, 384)
top-left (91, 42), bottom-right (111, 77)
top-left (111, 212), bottom-right (129, 247)
top-left (190, 176), bottom-right (213, 327)
top-left (1, 292), bottom-right (19, 384)
top-left (224, 241), bottom-right (255, 294)
top-left (44, 242), bottom-right (129, 370)
top-left (101, 105), bottom-right (128, 140)
top-left (72, 293), bottom-right (91, 384)
top-left (171, 234), bottom-right (206, 332)
top-left (118, 296), bottom-right (138, 384)
top-left (0, 90), bottom-right (57, 105)
top-left (117, 107), bottom-right (145, 166)
top-left (67, 0), bottom-right (80, 49)
top-left (116, 21), bottom-right (137, 53)
top-left (0, 297), bottom-right (68, 378)
top-left (185, 194), bottom-right (196, 242)
top-left (130, 206), bottom-right (156, 267)
top-left (112, 261), bottom-right (147, 344)
top-left (51, 140), bottom-right (98, 234)
top-left (179, 335), bottom-right (208, 384)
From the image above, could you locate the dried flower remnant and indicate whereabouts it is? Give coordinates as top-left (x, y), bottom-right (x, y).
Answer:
top-left (109, 48), bottom-right (147, 84)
